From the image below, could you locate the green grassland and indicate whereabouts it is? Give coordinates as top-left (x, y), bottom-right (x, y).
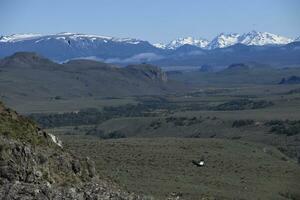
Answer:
top-left (8, 96), bottom-right (137, 114)
top-left (167, 65), bottom-right (300, 87)
top-left (62, 137), bottom-right (300, 200)
top-left (35, 83), bottom-right (300, 199)
top-left (2, 62), bottom-right (300, 199)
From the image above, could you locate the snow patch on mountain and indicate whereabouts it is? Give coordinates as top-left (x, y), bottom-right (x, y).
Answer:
top-left (207, 31), bottom-right (293, 49)
top-left (163, 37), bottom-right (209, 49)
top-left (239, 31), bottom-right (293, 46)
top-left (0, 32), bottom-right (143, 45)
top-left (207, 33), bottom-right (240, 49)
top-left (153, 43), bottom-right (167, 49)
top-left (155, 31), bottom-right (295, 50)
top-left (0, 34), bottom-right (43, 42)
top-left (0, 31), bottom-right (296, 51)
top-left (112, 37), bottom-right (142, 44)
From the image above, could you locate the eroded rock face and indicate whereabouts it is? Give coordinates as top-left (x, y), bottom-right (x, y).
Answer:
top-left (0, 136), bottom-right (140, 200)
top-left (0, 102), bottom-right (141, 200)
top-left (126, 64), bottom-right (168, 82)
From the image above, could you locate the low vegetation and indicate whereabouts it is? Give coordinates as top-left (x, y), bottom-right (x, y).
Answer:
top-left (165, 116), bottom-right (203, 126)
top-left (232, 119), bottom-right (255, 127)
top-left (29, 98), bottom-right (177, 128)
top-left (63, 138), bottom-right (300, 200)
top-left (212, 99), bottom-right (273, 111)
top-left (29, 108), bottom-right (107, 128)
top-left (0, 103), bottom-right (51, 146)
top-left (86, 127), bottom-right (126, 139)
top-left (265, 120), bottom-right (300, 136)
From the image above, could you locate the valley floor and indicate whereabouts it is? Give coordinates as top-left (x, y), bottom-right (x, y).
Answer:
top-left (3, 80), bottom-right (300, 199)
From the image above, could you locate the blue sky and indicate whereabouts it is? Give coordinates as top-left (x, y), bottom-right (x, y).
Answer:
top-left (1, 0), bottom-right (300, 43)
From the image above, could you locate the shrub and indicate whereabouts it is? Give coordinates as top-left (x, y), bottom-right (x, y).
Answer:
top-left (86, 128), bottom-right (126, 139)
top-left (165, 117), bottom-right (201, 126)
top-left (265, 120), bottom-right (300, 136)
top-left (104, 131), bottom-right (126, 139)
top-left (54, 96), bottom-right (62, 100)
top-left (232, 120), bottom-right (254, 127)
top-left (212, 99), bottom-right (273, 111)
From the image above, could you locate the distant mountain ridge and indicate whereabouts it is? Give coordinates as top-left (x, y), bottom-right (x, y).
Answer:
top-left (0, 31), bottom-right (299, 65)
top-left (154, 37), bottom-right (209, 49)
top-left (0, 32), bottom-right (142, 44)
top-left (0, 32), bottom-right (161, 62)
top-left (0, 31), bottom-right (296, 51)
top-left (162, 31), bottom-right (294, 50)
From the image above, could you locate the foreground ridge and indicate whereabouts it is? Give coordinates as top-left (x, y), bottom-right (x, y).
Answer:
top-left (0, 101), bottom-right (142, 200)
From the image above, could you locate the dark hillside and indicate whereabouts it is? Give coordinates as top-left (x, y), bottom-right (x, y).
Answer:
top-left (0, 53), bottom-right (175, 105)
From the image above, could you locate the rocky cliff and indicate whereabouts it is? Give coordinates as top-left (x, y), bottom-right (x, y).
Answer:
top-left (0, 101), bottom-right (141, 200)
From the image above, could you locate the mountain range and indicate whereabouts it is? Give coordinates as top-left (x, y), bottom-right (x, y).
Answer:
top-left (159, 31), bottom-right (294, 50)
top-left (0, 31), bottom-right (299, 66)
top-left (1, 31), bottom-right (296, 50)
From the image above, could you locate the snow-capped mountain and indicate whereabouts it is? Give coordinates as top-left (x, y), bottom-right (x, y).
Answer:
top-left (207, 31), bottom-right (294, 49)
top-left (0, 31), bottom-right (298, 63)
top-left (156, 31), bottom-right (294, 50)
top-left (153, 43), bottom-right (167, 49)
top-left (0, 32), bottom-right (160, 62)
top-left (238, 31), bottom-right (293, 46)
top-left (160, 37), bottom-right (209, 50)
top-left (207, 33), bottom-right (240, 49)
top-left (0, 33), bottom-right (43, 42)
top-left (0, 32), bottom-right (143, 45)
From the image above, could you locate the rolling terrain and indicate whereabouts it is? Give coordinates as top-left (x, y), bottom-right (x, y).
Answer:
top-left (41, 83), bottom-right (300, 199)
top-left (1, 52), bottom-right (300, 112)
top-left (1, 51), bottom-right (300, 199)
top-left (0, 52), bottom-right (181, 111)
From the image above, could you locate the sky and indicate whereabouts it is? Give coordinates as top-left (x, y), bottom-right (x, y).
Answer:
top-left (1, 0), bottom-right (300, 43)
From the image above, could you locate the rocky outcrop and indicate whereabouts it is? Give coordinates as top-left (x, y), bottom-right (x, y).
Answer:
top-left (126, 64), bottom-right (168, 82)
top-left (0, 101), bottom-right (141, 199)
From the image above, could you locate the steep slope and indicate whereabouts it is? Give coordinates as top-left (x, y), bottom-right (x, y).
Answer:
top-left (0, 101), bottom-right (140, 199)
